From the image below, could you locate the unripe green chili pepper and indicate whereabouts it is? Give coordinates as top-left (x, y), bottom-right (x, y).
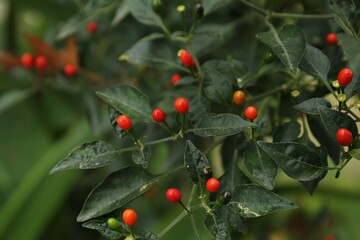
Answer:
top-left (262, 51), bottom-right (276, 64)
top-left (193, 4), bottom-right (204, 20)
top-left (152, 0), bottom-right (164, 16)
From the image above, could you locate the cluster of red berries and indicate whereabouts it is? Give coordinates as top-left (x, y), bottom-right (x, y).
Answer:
top-left (20, 52), bottom-right (78, 77)
top-left (116, 97), bottom-right (189, 131)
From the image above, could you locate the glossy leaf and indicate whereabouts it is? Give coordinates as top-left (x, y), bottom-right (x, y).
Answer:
top-left (338, 34), bottom-right (360, 98)
top-left (184, 140), bottom-right (210, 186)
top-left (202, 0), bottom-right (233, 15)
top-left (96, 84), bottom-right (153, 121)
top-left (349, 149), bottom-right (360, 160)
top-left (318, 106), bottom-right (358, 141)
top-left (82, 219), bottom-right (125, 239)
top-left (294, 98), bottom-right (331, 115)
top-left (204, 207), bottom-right (230, 240)
top-left (299, 44), bottom-right (332, 92)
top-left (242, 142), bottom-right (277, 190)
top-left (256, 24), bottom-right (306, 74)
top-left (258, 141), bottom-right (325, 181)
top-left (77, 167), bottom-right (158, 222)
top-left (307, 115), bottom-right (340, 164)
top-left (131, 146), bottom-right (151, 168)
top-left (135, 230), bottom-right (158, 240)
top-left (108, 106), bottom-right (126, 138)
top-left (273, 120), bottom-right (301, 142)
top-left (188, 113), bottom-right (255, 137)
top-left (125, 0), bottom-right (161, 26)
top-left (202, 60), bottom-right (234, 103)
top-left (49, 141), bottom-right (122, 173)
top-left (225, 207), bottom-right (248, 234)
top-left (119, 33), bottom-right (187, 71)
top-left (228, 184), bottom-right (297, 218)
top-left (329, 0), bottom-right (356, 36)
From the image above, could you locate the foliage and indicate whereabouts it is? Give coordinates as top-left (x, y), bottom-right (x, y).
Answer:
top-left (1, 0), bottom-right (360, 239)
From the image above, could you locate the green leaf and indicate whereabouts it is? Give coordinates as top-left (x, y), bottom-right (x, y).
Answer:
top-left (294, 98), bottom-right (331, 115)
top-left (174, 76), bottom-right (197, 86)
top-left (108, 106), bottom-right (126, 138)
top-left (82, 219), bottom-right (125, 240)
top-left (337, 34), bottom-right (360, 98)
top-left (202, 60), bottom-right (235, 103)
top-left (349, 149), bottom-right (360, 160)
top-left (135, 229), bottom-right (158, 240)
top-left (227, 184), bottom-right (297, 218)
top-left (204, 207), bottom-right (230, 240)
top-left (329, 0), bottom-right (356, 36)
top-left (77, 167), bottom-right (158, 222)
top-left (202, 0), bottom-right (233, 15)
top-left (96, 84), bottom-right (153, 121)
top-left (242, 142), bottom-right (277, 190)
top-left (79, 0), bottom-right (115, 13)
top-left (119, 33), bottom-right (187, 71)
top-left (125, 0), bottom-right (161, 26)
top-left (225, 206), bottom-right (247, 234)
top-left (299, 44), bottom-right (332, 92)
top-left (256, 24), bottom-right (306, 74)
top-left (184, 140), bottom-right (210, 186)
top-left (131, 146), bottom-right (151, 168)
top-left (307, 115), bottom-right (340, 165)
top-left (257, 141), bottom-right (325, 181)
top-left (111, 3), bottom-right (130, 26)
top-left (273, 120), bottom-right (301, 142)
top-left (188, 113), bottom-right (255, 137)
top-left (318, 106), bottom-right (358, 141)
top-left (49, 141), bottom-right (123, 173)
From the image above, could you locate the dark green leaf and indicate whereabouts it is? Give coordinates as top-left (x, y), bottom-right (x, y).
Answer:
top-left (188, 113), bottom-right (255, 137)
top-left (111, 3), bottom-right (130, 26)
top-left (329, 0), bottom-right (356, 36)
top-left (242, 142), bottom-right (277, 190)
top-left (256, 24), bottom-right (306, 74)
top-left (49, 141), bottom-right (122, 173)
top-left (202, 0), bottom-right (233, 15)
top-left (190, 23), bottom-right (237, 57)
top-left (228, 184), bottom-right (297, 218)
top-left (225, 206), bottom-right (247, 234)
top-left (82, 219), bottom-right (125, 240)
top-left (77, 167), bottom-right (158, 222)
top-left (184, 140), bottom-right (210, 186)
top-left (257, 141), bottom-right (325, 181)
top-left (349, 149), bottom-right (360, 160)
top-left (80, 0), bottom-right (115, 13)
top-left (273, 120), bottom-right (301, 142)
top-left (202, 60), bottom-right (234, 103)
top-left (338, 34), bottom-right (360, 98)
top-left (131, 146), bottom-right (151, 168)
top-left (96, 84), bottom-right (153, 121)
top-left (307, 115), bottom-right (340, 164)
top-left (296, 135), bottom-right (328, 194)
top-left (299, 44), bottom-right (332, 91)
top-left (108, 106), bottom-right (126, 138)
top-left (174, 76), bottom-right (197, 86)
top-left (0, 89), bottom-right (33, 116)
top-left (125, 0), bottom-right (161, 26)
top-left (294, 98), bottom-right (331, 115)
top-left (119, 33), bottom-right (186, 71)
top-left (204, 207), bottom-right (230, 240)
top-left (135, 229), bottom-right (158, 240)
top-left (318, 106), bottom-right (358, 141)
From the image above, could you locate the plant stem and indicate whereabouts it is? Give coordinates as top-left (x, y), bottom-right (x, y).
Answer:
top-left (238, 0), bottom-right (336, 20)
top-left (190, 213), bottom-right (201, 240)
top-left (248, 84), bottom-right (287, 102)
top-left (158, 210), bottom-right (188, 239)
top-left (158, 18), bottom-right (172, 39)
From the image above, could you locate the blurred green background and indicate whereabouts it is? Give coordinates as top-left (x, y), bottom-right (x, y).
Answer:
top-left (1, 0), bottom-right (360, 239)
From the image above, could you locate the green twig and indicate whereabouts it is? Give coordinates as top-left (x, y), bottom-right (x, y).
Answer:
top-left (158, 210), bottom-right (188, 239)
top-left (238, 0), bottom-right (336, 20)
